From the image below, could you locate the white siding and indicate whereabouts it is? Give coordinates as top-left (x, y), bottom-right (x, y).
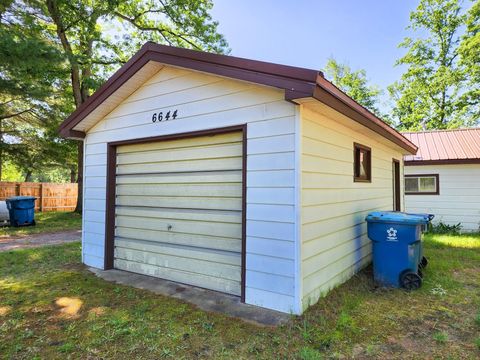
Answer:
top-left (299, 104), bottom-right (405, 311)
top-left (405, 164), bottom-right (480, 232)
top-left (82, 66), bottom-right (298, 313)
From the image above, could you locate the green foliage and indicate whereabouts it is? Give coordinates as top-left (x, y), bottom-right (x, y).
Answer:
top-left (324, 58), bottom-right (389, 122)
top-left (428, 221), bottom-right (463, 234)
top-left (390, 0), bottom-right (478, 130)
top-left (432, 331), bottom-right (448, 344)
top-left (459, 0), bottom-right (480, 119)
top-left (0, 0), bottom-right (228, 187)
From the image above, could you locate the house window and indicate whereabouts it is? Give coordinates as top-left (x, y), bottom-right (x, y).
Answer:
top-left (354, 143), bottom-right (371, 182)
top-left (405, 174), bottom-right (439, 195)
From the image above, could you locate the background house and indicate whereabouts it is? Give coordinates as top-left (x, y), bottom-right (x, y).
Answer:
top-left (60, 43), bottom-right (416, 314)
top-left (403, 129), bottom-right (480, 232)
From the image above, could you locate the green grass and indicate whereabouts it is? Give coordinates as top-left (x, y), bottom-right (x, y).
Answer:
top-left (0, 212), bottom-right (82, 237)
top-left (0, 234), bottom-right (479, 359)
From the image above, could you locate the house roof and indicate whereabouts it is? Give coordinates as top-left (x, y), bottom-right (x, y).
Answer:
top-left (403, 128), bottom-right (480, 165)
top-left (58, 42), bottom-right (417, 154)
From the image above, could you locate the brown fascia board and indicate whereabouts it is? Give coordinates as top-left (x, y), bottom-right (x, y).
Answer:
top-left (404, 159), bottom-right (480, 166)
top-left (58, 42), bottom-right (417, 154)
top-left (312, 76), bottom-right (418, 154)
top-left (58, 42), bottom-right (319, 138)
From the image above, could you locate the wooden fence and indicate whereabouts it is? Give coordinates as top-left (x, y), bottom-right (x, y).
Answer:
top-left (0, 182), bottom-right (78, 212)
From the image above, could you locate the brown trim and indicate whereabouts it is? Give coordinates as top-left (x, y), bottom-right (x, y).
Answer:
top-left (103, 125), bottom-right (247, 301)
top-left (353, 142), bottom-right (372, 183)
top-left (313, 80), bottom-right (417, 154)
top-left (392, 159), bottom-right (401, 211)
top-left (405, 159), bottom-right (480, 166)
top-left (58, 42), bottom-right (417, 154)
top-left (404, 174), bottom-right (440, 195)
top-left (240, 125), bottom-right (247, 303)
top-left (67, 130), bottom-right (86, 139)
top-left (104, 144), bottom-right (117, 269)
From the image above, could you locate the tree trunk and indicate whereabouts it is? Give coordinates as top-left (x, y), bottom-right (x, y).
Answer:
top-left (74, 141), bottom-right (83, 213)
top-left (24, 170), bottom-right (32, 182)
top-left (70, 167), bottom-right (76, 183)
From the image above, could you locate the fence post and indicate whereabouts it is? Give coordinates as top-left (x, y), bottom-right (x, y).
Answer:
top-left (15, 182), bottom-right (20, 196)
top-left (39, 183), bottom-right (44, 212)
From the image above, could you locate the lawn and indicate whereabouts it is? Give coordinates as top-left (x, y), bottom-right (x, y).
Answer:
top-left (0, 234), bottom-right (479, 359)
top-left (0, 212), bottom-right (82, 238)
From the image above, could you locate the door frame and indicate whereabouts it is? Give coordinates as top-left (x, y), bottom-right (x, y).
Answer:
top-left (103, 124), bottom-right (247, 301)
top-left (392, 158), bottom-right (401, 211)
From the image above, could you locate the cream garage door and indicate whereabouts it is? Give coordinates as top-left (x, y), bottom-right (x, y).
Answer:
top-left (114, 131), bottom-right (243, 296)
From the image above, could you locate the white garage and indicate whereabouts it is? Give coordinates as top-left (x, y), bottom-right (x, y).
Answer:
top-left (59, 43), bottom-right (417, 314)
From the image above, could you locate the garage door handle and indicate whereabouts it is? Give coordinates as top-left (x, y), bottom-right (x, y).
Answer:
top-left (167, 224), bottom-right (173, 231)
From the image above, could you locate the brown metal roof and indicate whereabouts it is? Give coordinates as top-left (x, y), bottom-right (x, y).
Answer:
top-left (58, 42), bottom-right (417, 153)
top-left (403, 129), bottom-right (480, 165)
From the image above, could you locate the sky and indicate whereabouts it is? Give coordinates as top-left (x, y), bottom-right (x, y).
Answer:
top-left (211, 0), bottom-right (420, 109)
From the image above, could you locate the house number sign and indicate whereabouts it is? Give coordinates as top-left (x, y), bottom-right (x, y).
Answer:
top-left (151, 109), bottom-right (178, 123)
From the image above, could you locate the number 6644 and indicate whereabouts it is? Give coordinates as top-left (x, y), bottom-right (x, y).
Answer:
top-left (152, 109), bottom-right (178, 122)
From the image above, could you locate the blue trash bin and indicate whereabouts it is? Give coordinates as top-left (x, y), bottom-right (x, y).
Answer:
top-left (366, 212), bottom-right (431, 290)
top-left (406, 213), bottom-right (434, 270)
top-left (6, 196), bottom-right (36, 227)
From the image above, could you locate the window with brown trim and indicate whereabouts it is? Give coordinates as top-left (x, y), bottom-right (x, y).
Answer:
top-left (405, 174), bottom-right (439, 195)
top-left (354, 143), bottom-right (371, 182)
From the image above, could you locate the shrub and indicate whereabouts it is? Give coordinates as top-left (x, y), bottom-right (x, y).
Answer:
top-left (428, 222), bottom-right (462, 235)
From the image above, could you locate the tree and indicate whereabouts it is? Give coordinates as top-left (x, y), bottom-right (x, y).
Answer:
top-left (389, 0), bottom-right (478, 131)
top-left (459, 0), bottom-right (480, 119)
top-left (324, 58), bottom-right (387, 121)
top-left (0, 6), bottom-right (70, 181)
top-left (4, 0), bottom-right (228, 212)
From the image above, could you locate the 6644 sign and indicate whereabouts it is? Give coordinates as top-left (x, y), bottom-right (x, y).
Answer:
top-left (152, 109), bottom-right (178, 123)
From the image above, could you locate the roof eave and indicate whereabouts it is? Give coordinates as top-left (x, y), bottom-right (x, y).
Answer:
top-left (405, 159), bottom-right (480, 166)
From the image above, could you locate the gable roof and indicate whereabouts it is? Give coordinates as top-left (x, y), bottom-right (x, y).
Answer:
top-left (403, 128), bottom-right (480, 165)
top-left (58, 42), bottom-right (417, 154)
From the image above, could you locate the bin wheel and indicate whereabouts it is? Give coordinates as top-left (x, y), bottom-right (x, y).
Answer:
top-left (419, 256), bottom-right (428, 269)
top-left (400, 271), bottom-right (422, 290)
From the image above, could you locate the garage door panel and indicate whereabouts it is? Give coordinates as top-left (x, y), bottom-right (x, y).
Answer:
top-left (116, 215), bottom-right (241, 239)
top-left (117, 131), bottom-right (243, 154)
top-left (117, 156), bottom-right (242, 175)
top-left (116, 183), bottom-right (242, 198)
top-left (116, 171), bottom-right (242, 185)
top-left (117, 142), bottom-right (242, 165)
top-left (115, 228), bottom-right (242, 252)
top-left (116, 206), bottom-right (242, 223)
top-left (115, 239), bottom-right (241, 266)
top-left (114, 248), bottom-right (240, 280)
top-left (114, 258), bottom-right (241, 295)
top-left (115, 196), bottom-right (242, 211)
top-left (114, 130), bottom-right (243, 296)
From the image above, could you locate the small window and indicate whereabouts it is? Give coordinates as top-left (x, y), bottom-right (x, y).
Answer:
top-left (354, 143), bottom-right (371, 182)
top-left (405, 174), bottom-right (439, 195)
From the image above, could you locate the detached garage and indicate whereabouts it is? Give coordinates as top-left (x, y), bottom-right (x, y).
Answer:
top-left (59, 43), bottom-right (417, 314)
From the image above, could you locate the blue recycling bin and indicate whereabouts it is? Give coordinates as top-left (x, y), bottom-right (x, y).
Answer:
top-left (6, 196), bottom-right (36, 227)
top-left (366, 212), bottom-right (431, 290)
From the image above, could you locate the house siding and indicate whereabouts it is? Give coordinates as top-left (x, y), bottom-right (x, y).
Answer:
top-left (405, 164), bottom-right (480, 232)
top-left (299, 104), bottom-right (404, 311)
top-left (82, 66), bottom-right (299, 313)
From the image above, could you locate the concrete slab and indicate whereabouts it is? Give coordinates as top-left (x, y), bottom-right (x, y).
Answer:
top-left (90, 268), bottom-right (291, 326)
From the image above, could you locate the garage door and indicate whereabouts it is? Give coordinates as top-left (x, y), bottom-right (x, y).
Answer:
top-left (113, 131), bottom-right (243, 296)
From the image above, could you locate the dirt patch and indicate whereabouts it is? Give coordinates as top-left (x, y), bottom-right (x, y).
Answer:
top-left (0, 230), bottom-right (81, 252)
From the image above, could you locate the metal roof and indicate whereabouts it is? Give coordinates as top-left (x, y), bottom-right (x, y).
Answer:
top-left (403, 128), bottom-right (480, 164)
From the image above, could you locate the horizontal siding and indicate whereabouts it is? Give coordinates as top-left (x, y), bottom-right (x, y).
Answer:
top-left (300, 105), bottom-right (405, 311)
top-left (82, 65), bottom-right (297, 313)
top-left (405, 164), bottom-right (480, 232)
